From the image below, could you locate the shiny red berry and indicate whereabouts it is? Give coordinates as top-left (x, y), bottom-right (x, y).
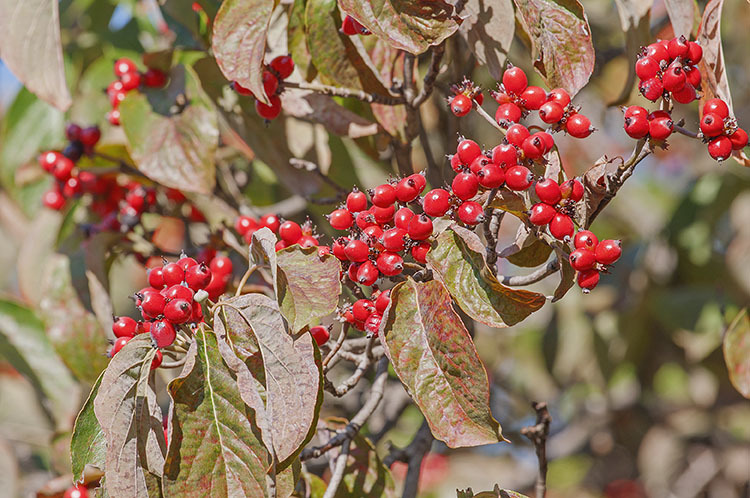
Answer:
top-left (344, 239), bottom-right (369, 262)
top-left (262, 70), bottom-right (279, 98)
top-left (560, 179), bottom-right (584, 202)
top-left (662, 62), bottom-right (686, 93)
top-left (729, 128), bottom-right (748, 150)
top-left (256, 95), bottom-right (282, 120)
top-left (423, 188), bottom-right (451, 217)
top-left (346, 189), bottom-right (368, 212)
top-left (569, 249), bottom-right (597, 271)
top-left (450, 94), bottom-right (472, 116)
top-left (309, 325), bottom-right (330, 346)
top-left (699, 113), bottom-right (724, 138)
top-left (162, 262), bottom-right (185, 287)
top-left (151, 320), bottom-right (176, 348)
top-left (529, 202), bottom-right (556, 226)
top-left (595, 239), bottom-right (622, 265)
top-left (577, 269), bottom-right (600, 291)
top-left (452, 172), bottom-right (479, 200)
top-left (357, 261), bottom-right (379, 286)
top-left (393, 207), bottom-right (414, 230)
top-left (185, 263), bottom-right (212, 291)
top-left (114, 58), bottom-right (137, 77)
top-left (639, 77), bottom-right (663, 101)
top-left (520, 86), bottom-right (546, 110)
top-left (535, 178), bottom-right (562, 205)
top-left (648, 116), bottom-right (673, 141)
top-left (120, 71), bottom-right (141, 91)
top-left (495, 102), bottom-right (522, 124)
top-left (279, 220), bottom-right (302, 244)
top-left (502, 66), bottom-right (527, 94)
top-left (210, 256), bottom-right (233, 276)
top-left (382, 228), bottom-right (407, 252)
top-left (624, 114), bottom-right (649, 139)
top-left (645, 42), bottom-right (669, 63)
top-left (565, 113), bottom-right (593, 138)
top-left (635, 56), bottom-right (660, 80)
top-left (574, 230), bottom-right (599, 251)
top-left (376, 252), bottom-right (404, 276)
top-left (164, 299), bottom-right (193, 324)
top-left (457, 139), bottom-right (482, 164)
top-left (329, 208), bottom-right (353, 230)
top-left (546, 88), bottom-right (571, 107)
top-left (708, 135), bottom-right (732, 161)
top-left (703, 98), bottom-right (729, 119)
top-left (506, 124), bottom-right (530, 146)
top-left (395, 175), bottom-right (425, 202)
top-left (477, 163), bottom-right (505, 189)
top-left (408, 214), bottom-right (433, 240)
top-left (549, 213), bottom-right (574, 240)
top-left (539, 101), bottom-right (564, 124)
top-left (140, 291), bottom-right (167, 319)
top-left (63, 484), bottom-right (89, 498)
top-left (491, 143), bottom-right (518, 167)
top-left (110, 336), bottom-right (131, 357)
top-left (371, 184), bottom-right (396, 207)
top-left (79, 126), bottom-right (101, 146)
top-left (375, 289), bottom-right (391, 313)
top-left (113, 316), bottom-right (138, 338)
top-left (667, 36), bottom-right (690, 60)
top-left (505, 165), bottom-right (533, 191)
top-left (270, 55), bottom-right (295, 79)
top-left (260, 213), bottom-right (281, 233)
top-left (143, 68), bottom-right (168, 88)
top-left (457, 201), bottom-right (484, 225)
top-left (411, 241), bottom-right (431, 263)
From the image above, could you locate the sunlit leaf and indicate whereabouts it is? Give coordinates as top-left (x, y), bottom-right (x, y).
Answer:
top-left (723, 308), bottom-right (750, 399)
top-left (664, 0), bottom-right (696, 38)
top-left (611, 0), bottom-right (652, 105)
top-left (459, 0), bottom-right (515, 80)
top-left (71, 373), bottom-right (106, 483)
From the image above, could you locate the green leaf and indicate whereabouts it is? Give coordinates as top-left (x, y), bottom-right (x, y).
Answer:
top-left (458, 0), bottom-right (516, 80)
top-left (93, 335), bottom-right (165, 498)
top-left (214, 293), bottom-right (323, 464)
top-left (0, 0), bottom-right (72, 110)
top-left (212, 0), bottom-right (275, 104)
top-left (513, 0), bottom-right (595, 97)
top-left (0, 299), bottom-right (80, 432)
top-left (288, 0), bottom-right (316, 81)
top-left (163, 328), bottom-right (278, 497)
top-left (305, 0), bottom-right (390, 94)
top-left (71, 372), bottom-right (106, 483)
top-left (38, 254), bottom-right (111, 383)
top-left (427, 226), bottom-right (546, 328)
top-left (381, 278), bottom-right (505, 448)
top-left (338, 0), bottom-right (460, 54)
top-left (119, 65), bottom-right (218, 193)
top-left (276, 245), bottom-right (342, 333)
top-left (723, 308), bottom-right (750, 399)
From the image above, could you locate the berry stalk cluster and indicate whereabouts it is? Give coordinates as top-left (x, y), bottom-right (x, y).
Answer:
top-left (106, 57), bottom-right (168, 125)
top-left (232, 55), bottom-right (295, 121)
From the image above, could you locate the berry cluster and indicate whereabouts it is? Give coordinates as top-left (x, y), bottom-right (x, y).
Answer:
top-left (698, 98), bottom-right (748, 161)
top-left (340, 15), bottom-right (371, 36)
top-left (339, 289), bottom-right (391, 336)
top-left (106, 57), bottom-right (168, 125)
top-left (39, 124), bottom-right (101, 211)
top-left (109, 253), bottom-right (233, 361)
top-left (569, 231), bottom-right (622, 292)
top-left (528, 177), bottom-right (584, 240)
top-left (234, 212), bottom-right (282, 244)
top-left (63, 484), bottom-right (88, 498)
top-left (636, 36), bottom-right (702, 103)
top-left (622, 106), bottom-right (675, 141)
top-left (232, 55), bottom-right (295, 121)
top-left (491, 66), bottom-right (594, 139)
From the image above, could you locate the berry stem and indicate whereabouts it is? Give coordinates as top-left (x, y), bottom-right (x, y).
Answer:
top-left (281, 80), bottom-right (404, 105)
top-left (473, 102), bottom-right (507, 135)
top-left (673, 124), bottom-right (699, 139)
top-left (411, 43), bottom-right (446, 107)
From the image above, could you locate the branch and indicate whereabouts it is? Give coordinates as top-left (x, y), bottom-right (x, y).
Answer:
top-left (500, 259), bottom-right (560, 287)
top-left (289, 158), bottom-right (349, 197)
top-left (322, 323), bottom-right (349, 372)
top-left (383, 420), bottom-right (434, 498)
top-left (482, 189), bottom-right (502, 270)
top-left (324, 338), bottom-right (384, 397)
top-left (301, 357), bottom-right (389, 461)
top-left (521, 402), bottom-right (552, 498)
top-left (473, 104), bottom-right (506, 135)
top-left (322, 439), bottom-right (350, 498)
top-left (673, 124), bottom-right (699, 139)
top-left (282, 80), bottom-right (404, 105)
top-left (412, 43), bottom-right (446, 107)
top-left (92, 151), bottom-right (145, 178)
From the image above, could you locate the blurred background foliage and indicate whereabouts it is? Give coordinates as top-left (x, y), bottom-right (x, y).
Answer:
top-left (0, 0), bottom-right (748, 497)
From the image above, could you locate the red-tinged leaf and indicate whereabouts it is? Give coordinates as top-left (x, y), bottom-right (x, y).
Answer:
top-left (71, 373), bottom-right (105, 483)
top-left (459, 0), bottom-right (516, 80)
top-left (39, 254), bottom-right (110, 383)
top-left (513, 0), bottom-right (595, 97)
top-left (214, 293), bottom-right (322, 464)
top-left (163, 329), bottom-right (272, 497)
top-left (339, 0), bottom-right (460, 54)
top-left (611, 0), bottom-right (652, 105)
top-left (281, 91), bottom-right (379, 138)
top-left (723, 308), bottom-right (750, 399)
top-left (427, 226), bottom-right (546, 328)
top-left (119, 65), bottom-right (218, 194)
top-left (380, 278), bottom-right (505, 447)
top-left (368, 38), bottom-right (408, 137)
top-left (212, 0), bottom-right (275, 105)
top-left (0, 0), bottom-right (72, 110)
top-left (500, 226), bottom-right (554, 268)
top-left (321, 418), bottom-right (397, 497)
top-left (93, 335), bottom-right (165, 498)
top-left (664, 0), bottom-right (696, 38)
top-left (304, 0), bottom-right (391, 95)
top-left (288, 0), bottom-right (316, 81)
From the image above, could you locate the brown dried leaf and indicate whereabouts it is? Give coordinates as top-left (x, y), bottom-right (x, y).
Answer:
top-left (459, 0), bottom-right (516, 80)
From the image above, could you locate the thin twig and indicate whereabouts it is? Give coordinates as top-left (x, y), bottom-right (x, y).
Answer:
top-left (92, 151), bottom-right (144, 178)
top-left (673, 125), bottom-right (699, 139)
top-left (322, 323), bottom-right (349, 371)
top-left (412, 43), bottom-right (446, 107)
top-left (290, 158), bottom-right (349, 196)
top-left (500, 259), bottom-right (560, 286)
top-left (322, 439), bottom-right (351, 498)
top-left (521, 402), bottom-right (552, 498)
top-left (474, 104), bottom-right (506, 135)
top-left (235, 265), bottom-right (258, 297)
top-left (301, 357), bottom-right (389, 461)
top-left (325, 338), bottom-right (384, 397)
top-left (282, 80), bottom-right (404, 105)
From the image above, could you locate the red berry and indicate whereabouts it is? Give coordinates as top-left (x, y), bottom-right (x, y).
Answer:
top-left (520, 86), bottom-right (546, 110)
top-left (685, 65), bottom-right (701, 88)
top-left (262, 70), bottom-right (278, 98)
top-left (595, 239), bottom-right (622, 265)
top-left (393, 207), bottom-right (414, 230)
top-left (375, 289), bottom-right (391, 313)
top-left (352, 299), bottom-right (375, 322)
top-left (667, 36), bottom-right (690, 60)
top-left (51, 156), bottom-right (74, 181)
top-left (110, 336), bottom-right (131, 357)
top-left (624, 114), bottom-right (649, 139)
top-left (539, 101), bottom-right (564, 124)
top-left (344, 239), bottom-right (369, 262)
top-left (364, 313), bottom-right (382, 335)
top-left (407, 214), bottom-right (433, 240)
top-left (256, 95), bottom-right (282, 120)
top-left (363, 225), bottom-right (383, 245)
top-left (65, 123), bottom-right (82, 142)
top-left (204, 272), bottom-right (229, 301)
top-left (729, 128), bottom-right (748, 150)
top-left (495, 102), bottom-right (522, 124)
top-left (372, 204), bottom-right (395, 225)
top-left (549, 213), bottom-right (574, 240)
top-left (535, 178), bottom-right (562, 205)
top-left (450, 94), bottom-right (472, 116)
top-left (62, 177), bottom-right (82, 198)
top-left (521, 134), bottom-right (546, 160)
top-left (151, 350), bottom-right (163, 370)
top-left (635, 56), bottom-right (660, 80)
top-left (143, 68), bottom-right (168, 88)
top-left (505, 124), bottom-right (530, 147)
top-left (662, 62), bottom-right (686, 93)
top-left (376, 251), bottom-right (404, 276)
top-left (422, 188), bottom-right (451, 217)
top-left (233, 81), bottom-right (254, 97)
top-left (63, 484), bottom-right (89, 498)
top-left (298, 235), bottom-right (319, 248)
top-left (505, 165), bottom-right (533, 191)
top-left (560, 178), bottom-right (584, 202)
top-left (546, 88), bottom-right (571, 107)
top-left (648, 116), bottom-right (673, 141)
top-left (450, 154), bottom-right (464, 173)
top-left (109, 88), bottom-right (127, 108)
top-left (177, 255), bottom-right (198, 271)
top-left (79, 126), bottom-right (101, 147)
top-left (371, 184), bottom-right (396, 207)
top-left (577, 269), bottom-right (600, 291)
top-left (113, 316), bottom-right (138, 338)
top-left (235, 215), bottom-right (257, 236)
top-left (340, 15), bottom-right (363, 36)
top-left (162, 262), bottom-right (185, 287)
top-left (574, 230), bottom-right (599, 251)
top-left (699, 113), bottom-right (724, 138)
top-left (457, 139), bottom-right (482, 164)
top-left (645, 42), bottom-right (669, 63)
top-left (140, 291), bottom-right (167, 319)
top-left (38, 151), bottom-right (63, 172)
top-left (529, 202), bottom-right (556, 226)
top-left (411, 241), bottom-right (431, 263)
top-left (457, 201), bottom-right (484, 225)
top-left (164, 299), bottom-right (193, 324)
top-left (209, 256), bottom-right (233, 276)
top-left (329, 209), bottom-right (353, 230)
top-left (672, 83), bottom-right (697, 104)
top-left (707, 135), bottom-right (732, 161)
top-left (451, 172), bottom-right (479, 200)
top-left (569, 248), bottom-right (596, 271)
top-left (469, 154), bottom-right (490, 174)
top-left (624, 106), bottom-right (648, 119)
top-left (356, 261), bottom-right (379, 286)
top-left (382, 227), bottom-right (408, 252)
top-left (259, 213), bottom-right (281, 233)
top-left (502, 66), bottom-right (528, 94)
top-left (477, 163), bottom-right (505, 189)
top-left (639, 77), bottom-right (663, 101)
top-left (536, 132), bottom-right (555, 152)
top-left (332, 237), bottom-right (349, 260)
top-left (703, 98), bottom-right (729, 120)
top-left (185, 263), bottom-right (212, 291)
top-left (107, 109), bottom-right (121, 126)
top-left (164, 284), bottom-right (194, 301)
top-left (279, 220), bottom-right (303, 244)
top-left (270, 55), bottom-right (295, 79)
top-left (346, 189), bottom-right (368, 212)
top-left (491, 144), bottom-right (518, 167)
top-left (309, 325), bottom-right (330, 346)
top-left (395, 175), bottom-right (425, 202)
top-left (151, 320), bottom-right (177, 348)
top-left (493, 91), bottom-right (511, 105)
top-left (120, 71), bottom-right (141, 91)
top-left (686, 42), bottom-right (702, 64)
top-left (114, 58), bottom-right (137, 77)
top-left (565, 113), bottom-right (593, 138)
